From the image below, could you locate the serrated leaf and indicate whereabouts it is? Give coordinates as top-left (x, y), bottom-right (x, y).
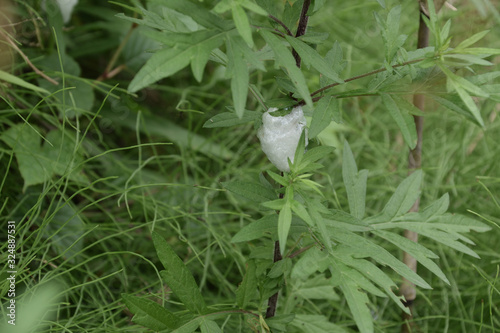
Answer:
top-left (430, 94), bottom-right (480, 125)
top-left (153, 0), bottom-right (230, 30)
top-left (236, 261), bottom-right (258, 308)
top-left (331, 261), bottom-right (373, 333)
top-left (278, 201), bottom-right (292, 254)
top-left (309, 97), bottom-right (338, 139)
top-left (128, 31), bottom-right (224, 92)
top-left (122, 294), bottom-right (179, 330)
top-left (382, 170), bottom-right (422, 219)
top-left (152, 232), bottom-right (206, 314)
top-left (268, 258), bottom-right (292, 278)
top-left (285, 36), bottom-right (343, 83)
top-left (232, 3), bottom-right (253, 47)
top-left (260, 30), bottom-right (313, 108)
top-left (342, 141), bottom-right (367, 219)
top-left (380, 94), bottom-right (417, 149)
top-left (373, 230), bottom-right (449, 285)
top-left (330, 228), bottom-right (431, 289)
top-left (291, 246), bottom-right (330, 280)
top-left (222, 180), bottom-right (276, 203)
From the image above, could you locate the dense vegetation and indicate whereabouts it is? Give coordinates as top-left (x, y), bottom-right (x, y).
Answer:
top-left (0, 0), bottom-right (499, 332)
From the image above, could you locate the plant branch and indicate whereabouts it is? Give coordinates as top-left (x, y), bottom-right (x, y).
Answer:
top-left (268, 14), bottom-right (293, 36)
top-left (0, 30), bottom-right (58, 85)
top-left (401, 9), bottom-right (430, 333)
top-left (292, 0), bottom-right (311, 68)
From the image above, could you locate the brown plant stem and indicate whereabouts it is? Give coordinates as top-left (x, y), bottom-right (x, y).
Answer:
top-left (292, 0), bottom-right (311, 68)
top-left (268, 14), bottom-right (293, 36)
top-left (401, 9), bottom-right (430, 333)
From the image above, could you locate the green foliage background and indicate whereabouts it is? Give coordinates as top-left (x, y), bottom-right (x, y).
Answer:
top-left (0, 0), bottom-right (499, 332)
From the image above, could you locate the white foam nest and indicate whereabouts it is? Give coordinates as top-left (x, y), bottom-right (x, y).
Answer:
top-left (257, 106), bottom-right (308, 172)
top-left (56, 0), bottom-right (78, 24)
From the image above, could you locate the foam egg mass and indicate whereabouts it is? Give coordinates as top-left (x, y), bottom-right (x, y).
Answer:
top-left (257, 106), bottom-right (307, 172)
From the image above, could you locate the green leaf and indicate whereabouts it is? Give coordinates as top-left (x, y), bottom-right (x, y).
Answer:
top-left (292, 275), bottom-right (340, 301)
top-left (267, 170), bottom-right (288, 187)
top-left (231, 215), bottom-right (278, 242)
top-left (152, 232), bottom-right (206, 314)
top-left (266, 314), bottom-right (296, 332)
top-left (203, 110), bottom-right (261, 128)
top-left (290, 314), bottom-right (348, 333)
top-left (285, 36), bottom-right (343, 83)
top-left (430, 94), bottom-right (480, 125)
top-left (47, 204), bottom-right (85, 263)
top-left (380, 93), bottom-right (417, 149)
top-left (268, 257), bottom-right (292, 278)
top-left (330, 228), bottom-right (431, 289)
top-left (236, 261), bottom-right (258, 308)
top-left (455, 30), bottom-right (490, 50)
top-left (153, 0), bottom-right (230, 30)
top-left (278, 201), bottom-right (293, 254)
top-left (291, 247), bottom-right (330, 280)
top-left (0, 70), bottom-right (49, 94)
top-left (128, 30), bottom-right (224, 92)
top-left (331, 261), bottom-right (373, 333)
top-left (232, 3), bottom-right (253, 47)
top-left (0, 125), bottom-right (87, 190)
top-left (342, 141), bottom-right (367, 219)
top-left (309, 97), bottom-right (338, 139)
top-left (308, 200), bottom-right (333, 251)
top-left (381, 170), bottom-right (422, 219)
top-left (240, 0), bottom-right (268, 16)
top-left (290, 199), bottom-right (313, 226)
top-left (260, 30), bottom-right (313, 108)
top-left (222, 180), bottom-right (276, 203)
top-left (373, 230), bottom-right (449, 285)
top-left (227, 37), bottom-right (250, 118)
top-left (200, 320), bottom-right (222, 333)
top-left (122, 294), bottom-right (179, 331)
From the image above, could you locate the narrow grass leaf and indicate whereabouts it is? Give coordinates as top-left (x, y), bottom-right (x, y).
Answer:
top-left (122, 294), bottom-right (179, 330)
top-left (152, 232), bottom-right (206, 314)
top-left (380, 93), bottom-right (417, 149)
top-left (0, 70), bottom-right (49, 94)
top-left (285, 36), bottom-right (343, 83)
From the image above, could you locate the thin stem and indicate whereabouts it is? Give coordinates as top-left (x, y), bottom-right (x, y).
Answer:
top-left (310, 57), bottom-right (426, 98)
top-left (0, 30), bottom-right (58, 85)
top-left (292, 0), bottom-right (311, 68)
top-left (265, 187), bottom-right (284, 319)
top-left (401, 10), bottom-right (430, 333)
top-left (268, 14), bottom-right (293, 36)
